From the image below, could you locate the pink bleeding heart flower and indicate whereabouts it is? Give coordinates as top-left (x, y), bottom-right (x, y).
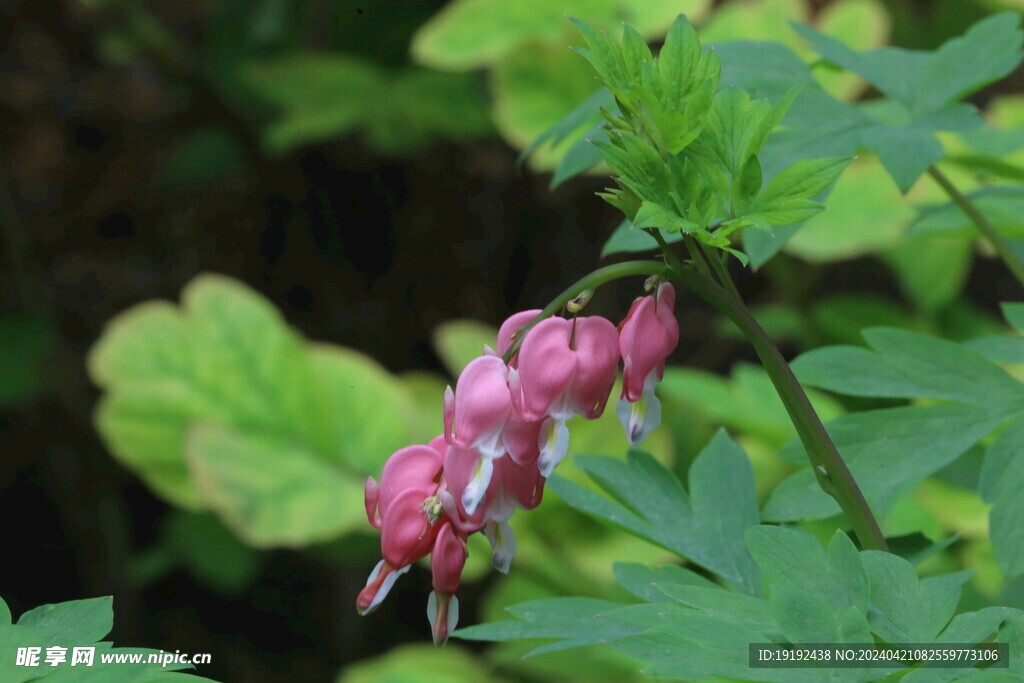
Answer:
top-left (427, 523), bottom-right (468, 646)
top-left (615, 282), bottom-right (679, 446)
top-left (357, 443), bottom-right (446, 616)
top-left (444, 355), bottom-right (519, 513)
top-left (510, 315), bottom-right (619, 476)
top-left (442, 443), bottom-right (543, 574)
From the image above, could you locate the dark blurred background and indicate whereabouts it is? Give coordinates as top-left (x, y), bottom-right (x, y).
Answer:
top-left (1, 0), bottom-right (1021, 681)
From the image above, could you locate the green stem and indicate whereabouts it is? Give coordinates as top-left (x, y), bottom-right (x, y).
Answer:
top-left (667, 262), bottom-right (889, 552)
top-left (928, 165), bottom-right (1024, 289)
top-left (681, 235), bottom-right (712, 278)
top-left (703, 243), bottom-right (742, 300)
top-left (501, 261), bottom-right (670, 364)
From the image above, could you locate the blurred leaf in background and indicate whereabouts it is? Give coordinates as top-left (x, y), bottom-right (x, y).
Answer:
top-left (88, 274), bottom-right (420, 547)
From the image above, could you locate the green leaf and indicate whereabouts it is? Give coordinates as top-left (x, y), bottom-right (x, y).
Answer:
top-left (764, 404), bottom-right (1011, 521)
top-left (493, 43), bottom-right (600, 153)
top-left (600, 220), bottom-right (683, 257)
top-left (791, 327), bottom-right (1024, 406)
top-left (612, 562), bottom-right (717, 603)
top-left (746, 527), bottom-right (868, 618)
top-left (714, 40), bottom-right (812, 101)
top-left (241, 54), bottom-right (490, 154)
top-left (746, 156), bottom-right (851, 226)
top-left (517, 88), bottom-right (613, 170)
top-left (1003, 302), bottom-right (1024, 332)
top-left (979, 418), bottom-right (1024, 580)
top-left (882, 237), bottom-right (973, 313)
top-left (412, 0), bottom-right (708, 70)
top-left (0, 594), bottom-right (218, 681)
top-left (17, 597), bottom-right (113, 647)
top-left (631, 201), bottom-right (698, 233)
top-left (860, 550), bottom-right (970, 642)
top-left (186, 424), bottom-right (366, 547)
top-left (549, 432), bottom-right (761, 592)
top-left (935, 606), bottom-right (1022, 644)
top-left (89, 275), bottom-right (414, 540)
top-left (784, 156), bottom-right (915, 263)
top-left (909, 187), bottom-right (1024, 240)
top-left (793, 12), bottom-right (1023, 117)
top-left (454, 597), bottom-right (642, 653)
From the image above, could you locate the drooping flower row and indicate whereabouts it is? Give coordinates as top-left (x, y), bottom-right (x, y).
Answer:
top-left (357, 281), bottom-right (679, 645)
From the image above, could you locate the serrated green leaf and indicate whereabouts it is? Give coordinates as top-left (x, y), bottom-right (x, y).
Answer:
top-left (600, 220), bottom-right (683, 257)
top-left (632, 201), bottom-right (698, 233)
top-left (17, 597), bottom-right (113, 647)
top-left (454, 597), bottom-right (642, 653)
top-left (765, 404), bottom-right (1012, 521)
top-left (746, 527), bottom-right (868, 618)
top-left (747, 156), bottom-right (851, 226)
top-left (910, 188), bottom-right (1024, 240)
top-left (612, 562), bottom-right (717, 603)
top-left (861, 550), bottom-right (970, 642)
top-left (979, 418), bottom-right (1024, 580)
top-left (793, 13), bottom-right (1023, 117)
top-left (550, 432), bottom-right (760, 591)
top-left (791, 327), bottom-right (1024, 405)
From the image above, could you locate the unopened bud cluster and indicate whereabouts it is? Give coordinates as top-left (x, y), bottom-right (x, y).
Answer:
top-left (357, 283), bottom-right (679, 645)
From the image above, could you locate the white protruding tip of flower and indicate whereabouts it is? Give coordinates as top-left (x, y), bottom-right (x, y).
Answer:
top-left (359, 561), bottom-right (410, 615)
top-left (427, 591), bottom-right (460, 647)
top-left (537, 417), bottom-right (570, 478)
top-left (484, 519), bottom-right (517, 574)
top-left (616, 370), bottom-right (662, 446)
top-left (421, 495), bottom-right (445, 525)
top-left (461, 456), bottom-right (494, 516)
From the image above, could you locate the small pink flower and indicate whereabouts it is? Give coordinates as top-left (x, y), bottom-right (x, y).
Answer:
top-left (427, 523), bottom-right (468, 646)
top-left (510, 316), bottom-right (619, 476)
top-left (444, 355), bottom-right (514, 460)
top-left (616, 282), bottom-right (678, 445)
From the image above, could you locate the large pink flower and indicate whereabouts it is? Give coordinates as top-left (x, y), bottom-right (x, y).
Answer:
top-left (615, 282), bottom-right (678, 445)
top-left (509, 315), bottom-right (619, 476)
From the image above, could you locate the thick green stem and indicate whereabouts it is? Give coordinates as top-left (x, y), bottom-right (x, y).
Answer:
top-left (501, 261), bottom-right (670, 364)
top-left (928, 165), bottom-right (1024, 289)
top-left (668, 262), bottom-right (889, 552)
